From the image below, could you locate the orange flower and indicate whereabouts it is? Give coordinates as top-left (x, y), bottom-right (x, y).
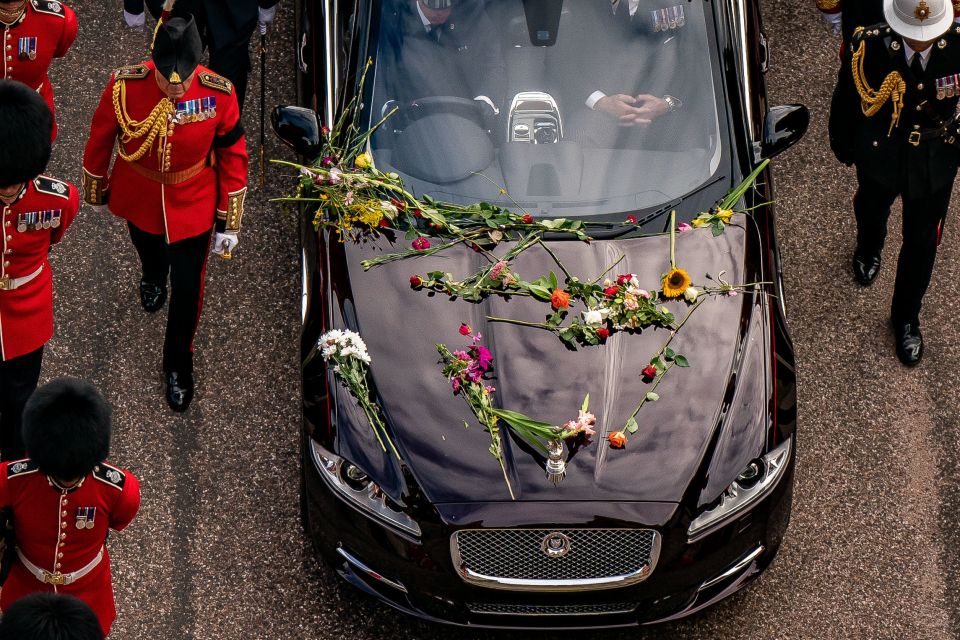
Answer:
top-left (551, 288), bottom-right (571, 310)
top-left (608, 432), bottom-right (627, 449)
top-left (661, 268), bottom-right (691, 298)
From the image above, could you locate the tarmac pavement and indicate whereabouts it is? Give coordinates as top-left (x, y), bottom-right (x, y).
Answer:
top-left (32, 1), bottom-right (960, 638)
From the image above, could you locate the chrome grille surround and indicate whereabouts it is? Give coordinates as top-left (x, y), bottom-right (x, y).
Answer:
top-left (467, 602), bottom-right (637, 616)
top-left (451, 528), bottom-right (660, 592)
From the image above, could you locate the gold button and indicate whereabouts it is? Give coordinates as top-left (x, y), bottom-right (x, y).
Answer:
top-left (918, 83), bottom-right (924, 90)
top-left (4, 45), bottom-right (9, 50)
top-left (58, 542), bottom-right (64, 547)
top-left (59, 533), bottom-right (66, 540)
top-left (61, 510), bottom-right (66, 517)
top-left (55, 563), bottom-right (61, 569)
top-left (4, 250), bottom-right (11, 255)
top-left (57, 552), bottom-right (63, 558)
top-left (6, 235), bottom-right (11, 241)
top-left (61, 522), bottom-right (66, 529)
top-left (4, 221), bottom-right (9, 227)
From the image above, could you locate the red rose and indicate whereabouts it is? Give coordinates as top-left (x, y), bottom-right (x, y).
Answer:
top-left (626, 214), bottom-right (638, 224)
top-left (459, 323), bottom-right (472, 336)
top-left (550, 289), bottom-right (571, 310)
top-left (410, 275), bottom-right (424, 288)
top-left (616, 274), bottom-right (634, 285)
top-left (390, 198), bottom-right (406, 211)
top-left (412, 237), bottom-right (430, 250)
top-left (642, 365), bottom-right (657, 380)
top-left (596, 327), bottom-right (610, 341)
top-left (413, 208), bottom-right (423, 218)
top-left (471, 243), bottom-right (482, 252)
top-left (321, 125), bottom-right (330, 136)
top-left (608, 432), bottom-right (627, 449)
top-left (521, 213), bottom-right (534, 224)
top-left (378, 218), bottom-right (390, 228)
top-left (603, 286), bottom-right (619, 298)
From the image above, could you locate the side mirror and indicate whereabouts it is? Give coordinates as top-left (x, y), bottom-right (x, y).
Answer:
top-left (760, 104), bottom-right (809, 160)
top-left (271, 105), bottom-right (323, 159)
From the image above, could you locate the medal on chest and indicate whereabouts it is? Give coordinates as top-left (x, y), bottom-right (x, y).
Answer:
top-left (74, 506), bottom-right (95, 530)
top-left (17, 36), bottom-right (36, 61)
top-left (936, 74), bottom-right (960, 99)
top-left (16, 209), bottom-right (60, 232)
top-left (651, 5), bottom-right (685, 32)
top-left (174, 96), bottom-right (217, 124)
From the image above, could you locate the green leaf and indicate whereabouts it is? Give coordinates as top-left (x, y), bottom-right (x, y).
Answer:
top-left (625, 417), bottom-right (639, 433)
top-left (549, 271), bottom-right (559, 290)
top-left (711, 220), bottom-right (724, 237)
top-left (527, 285), bottom-right (552, 301)
top-left (674, 354), bottom-right (690, 367)
top-left (463, 421), bottom-right (470, 430)
top-left (664, 347), bottom-right (675, 360)
top-left (645, 392), bottom-right (660, 402)
top-left (581, 394), bottom-right (590, 413)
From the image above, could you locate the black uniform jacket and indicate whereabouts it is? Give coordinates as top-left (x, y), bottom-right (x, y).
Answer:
top-left (126, 0), bottom-right (279, 48)
top-left (830, 22), bottom-right (960, 193)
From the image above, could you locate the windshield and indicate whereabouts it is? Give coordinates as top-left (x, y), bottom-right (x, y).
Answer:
top-left (366, 0), bottom-right (724, 219)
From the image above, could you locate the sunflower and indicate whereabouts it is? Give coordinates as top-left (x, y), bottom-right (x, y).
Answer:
top-left (662, 267), bottom-right (691, 298)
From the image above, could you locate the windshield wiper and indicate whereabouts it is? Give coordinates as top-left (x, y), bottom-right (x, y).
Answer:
top-left (586, 198), bottom-right (682, 239)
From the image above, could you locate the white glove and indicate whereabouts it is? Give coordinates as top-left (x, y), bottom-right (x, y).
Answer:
top-left (123, 10), bottom-right (146, 30)
top-left (820, 11), bottom-right (841, 36)
top-left (258, 6), bottom-right (277, 35)
top-left (213, 232), bottom-right (239, 257)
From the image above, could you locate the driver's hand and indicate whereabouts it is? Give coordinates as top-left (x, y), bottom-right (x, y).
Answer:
top-left (617, 94), bottom-right (671, 127)
top-left (596, 94), bottom-right (651, 126)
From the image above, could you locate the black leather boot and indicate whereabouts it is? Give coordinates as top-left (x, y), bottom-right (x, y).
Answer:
top-left (852, 250), bottom-right (881, 286)
top-left (892, 319), bottom-right (923, 366)
top-left (140, 279), bottom-right (167, 313)
top-left (165, 371), bottom-right (194, 412)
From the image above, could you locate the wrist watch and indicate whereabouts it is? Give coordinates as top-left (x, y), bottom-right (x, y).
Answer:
top-left (663, 95), bottom-right (683, 112)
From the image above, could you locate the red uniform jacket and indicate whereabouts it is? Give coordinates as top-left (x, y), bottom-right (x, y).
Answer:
top-left (0, 0), bottom-right (78, 140)
top-left (0, 176), bottom-right (78, 361)
top-left (0, 459), bottom-right (141, 636)
top-left (82, 61), bottom-right (249, 243)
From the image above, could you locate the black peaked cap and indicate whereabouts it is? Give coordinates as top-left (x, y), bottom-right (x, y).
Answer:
top-left (23, 378), bottom-right (112, 480)
top-left (0, 80), bottom-right (51, 187)
top-left (152, 16), bottom-right (202, 83)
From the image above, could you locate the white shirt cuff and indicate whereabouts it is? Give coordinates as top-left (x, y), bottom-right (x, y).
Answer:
top-left (123, 9), bottom-right (146, 28)
top-left (473, 95), bottom-right (499, 115)
top-left (586, 91), bottom-right (606, 110)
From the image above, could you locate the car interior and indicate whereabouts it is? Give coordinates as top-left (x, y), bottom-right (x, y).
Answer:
top-left (368, 0), bottom-right (723, 218)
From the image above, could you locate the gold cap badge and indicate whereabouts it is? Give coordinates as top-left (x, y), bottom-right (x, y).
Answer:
top-left (915, 0), bottom-right (930, 20)
top-left (169, 70), bottom-right (182, 83)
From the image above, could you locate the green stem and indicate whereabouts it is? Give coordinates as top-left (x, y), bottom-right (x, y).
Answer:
top-left (486, 316), bottom-right (554, 331)
top-left (537, 239), bottom-right (572, 282)
top-left (669, 209), bottom-right (676, 270)
top-left (625, 362), bottom-right (674, 424)
top-left (591, 252), bottom-right (627, 285)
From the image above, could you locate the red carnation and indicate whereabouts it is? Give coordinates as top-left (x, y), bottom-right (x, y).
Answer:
top-left (603, 286), bottom-right (619, 298)
top-left (410, 275), bottom-right (424, 288)
top-left (412, 237), bottom-right (430, 251)
top-left (616, 274), bottom-right (634, 285)
top-left (596, 327), bottom-right (610, 341)
top-left (413, 208), bottom-right (423, 218)
top-left (626, 214), bottom-right (638, 224)
top-left (521, 213), bottom-right (534, 224)
top-left (378, 218), bottom-right (390, 228)
top-left (390, 198), bottom-right (406, 211)
top-left (642, 365), bottom-right (657, 380)
top-left (459, 323), bottom-right (472, 336)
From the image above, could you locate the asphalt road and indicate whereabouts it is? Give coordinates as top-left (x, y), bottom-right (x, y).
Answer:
top-left (31, 1), bottom-right (960, 639)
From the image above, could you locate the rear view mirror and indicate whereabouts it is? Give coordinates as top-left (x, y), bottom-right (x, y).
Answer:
top-left (271, 105), bottom-right (323, 159)
top-left (760, 104), bottom-right (808, 160)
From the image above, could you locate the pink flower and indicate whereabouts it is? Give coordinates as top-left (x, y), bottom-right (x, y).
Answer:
top-left (451, 377), bottom-right (461, 393)
top-left (727, 290), bottom-right (739, 297)
top-left (678, 222), bottom-right (693, 232)
top-left (412, 237), bottom-right (430, 251)
top-left (626, 214), bottom-right (638, 224)
top-left (485, 385), bottom-right (496, 394)
top-left (321, 125), bottom-right (330, 136)
top-left (321, 156), bottom-right (334, 166)
top-left (562, 420), bottom-right (580, 435)
top-left (473, 345), bottom-right (493, 370)
top-left (453, 350), bottom-right (470, 361)
top-left (490, 260), bottom-right (508, 281)
top-left (343, 191), bottom-right (354, 206)
top-left (623, 297), bottom-right (639, 311)
top-left (637, 289), bottom-right (651, 299)
top-left (459, 323), bottom-right (472, 336)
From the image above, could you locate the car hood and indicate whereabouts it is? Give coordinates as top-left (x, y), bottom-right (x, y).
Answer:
top-left (334, 221), bottom-right (753, 504)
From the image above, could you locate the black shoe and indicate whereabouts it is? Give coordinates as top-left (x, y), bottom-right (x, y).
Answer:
top-left (140, 279), bottom-right (167, 313)
top-left (892, 320), bottom-right (923, 366)
top-left (852, 251), bottom-right (882, 286)
top-left (165, 371), bottom-right (194, 412)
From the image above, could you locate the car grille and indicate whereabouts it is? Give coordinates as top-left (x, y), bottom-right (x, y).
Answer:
top-left (451, 528), bottom-right (659, 591)
top-left (467, 602), bottom-right (637, 616)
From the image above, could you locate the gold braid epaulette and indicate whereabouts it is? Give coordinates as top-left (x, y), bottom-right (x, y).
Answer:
top-left (816, 0), bottom-right (841, 11)
top-left (111, 78), bottom-right (175, 163)
top-left (851, 26), bottom-right (905, 136)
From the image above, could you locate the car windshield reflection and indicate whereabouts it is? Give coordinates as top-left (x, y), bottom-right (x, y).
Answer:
top-left (366, 0), bottom-right (724, 218)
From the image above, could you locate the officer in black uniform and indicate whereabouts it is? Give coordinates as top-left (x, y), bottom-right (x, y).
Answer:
top-left (122, 0), bottom-right (280, 111)
top-left (829, 0), bottom-right (960, 365)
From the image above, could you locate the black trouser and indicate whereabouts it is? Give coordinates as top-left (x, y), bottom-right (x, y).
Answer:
top-left (853, 165), bottom-right (952, 325)
top-left (128, 223), bottom-right (212, 374)
top-left (0, 346), bottom-right (43, 461)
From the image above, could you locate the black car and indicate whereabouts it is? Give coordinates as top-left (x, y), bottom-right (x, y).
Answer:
top-left (275, 0), bottom-right (807, 628)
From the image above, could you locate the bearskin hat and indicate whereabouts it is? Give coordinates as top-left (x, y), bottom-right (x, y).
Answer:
top-left (0, 80), bottom-right (52, 188)
top-left (22, 378), bottom-right (111, 480)
top-left (0, 593), bottom-right (104, 640)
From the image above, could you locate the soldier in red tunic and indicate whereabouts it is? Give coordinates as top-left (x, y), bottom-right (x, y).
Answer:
top-left (0, 378), bottom-right (141, 637)
top-left (0, 0), bottom-right (78, 141)
top-left (82, 16), bottom-right (248, 411)
top-left (0, 593), bottom-right (104, 640)
top-left (0, 79), bottom-right (78, 460)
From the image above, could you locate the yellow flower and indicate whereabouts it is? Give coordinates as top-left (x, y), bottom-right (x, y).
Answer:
top-left (354, 152), bottom-right (372, 169)
top-left (319, 193), bottom-right (329, 201)
top-left (662, 268), bottom-right (691, 298)
top-left (691, 218), bottom-right (706, 228)
top-left (716, 208), bottom-right (734, 223)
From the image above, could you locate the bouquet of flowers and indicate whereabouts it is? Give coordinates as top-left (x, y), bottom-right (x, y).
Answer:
top-left (318, 329), bottom-right (400, 460)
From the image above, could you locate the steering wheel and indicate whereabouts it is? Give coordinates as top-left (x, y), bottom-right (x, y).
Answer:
top-left (399, 95), bottom-right (489, 127)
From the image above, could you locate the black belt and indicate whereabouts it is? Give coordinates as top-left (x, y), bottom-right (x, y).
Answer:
top-left (907, 126), bottom-right (951, 146)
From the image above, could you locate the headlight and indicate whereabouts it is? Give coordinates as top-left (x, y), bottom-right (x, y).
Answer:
top-left (687, 437), bottom-right (792, 542)
top-left (310, 440), bottom-right (421, 537)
